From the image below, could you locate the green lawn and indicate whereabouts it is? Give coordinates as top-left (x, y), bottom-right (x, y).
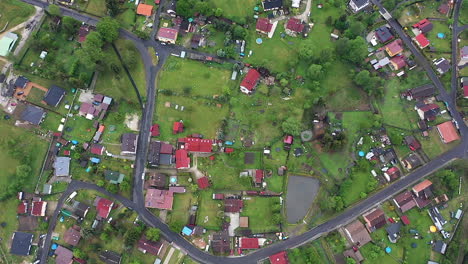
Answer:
top-left (0, 0), bottom-right (35, 32)
top-left (85, 0), bottom-right (107, 17)
top-left (240, 197), bottom-right (281, 233)
top-left (207, 0), bottom-right (257, 21)
top-left (198, 155), bottom-right (255, 190)
top-left (398, 0), bottom-right (448, 25)
top-left (417, 129), bottom-right (460, 159)
top-left (167, 191), bottom-right (196, 232)
top-left (426, 21), bottom-right (451, 53)
top-left (196, 190), bottom-right (223, 230)
top-left (461, 0), bottom-right (468, 25)
top-left (115, 38), bottom-right (148, 98)
top-left (116, 7), bottom-right (137, 30)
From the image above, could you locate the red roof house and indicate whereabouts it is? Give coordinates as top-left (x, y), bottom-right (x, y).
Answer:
top-left (150, 124), bottom-right (160, 137)
top-left (256, 18), bottom-right (273, 35)
top-left (401, 215), bottom-right (410, 225)
top-left (17, 201), bottom-right (28, 214)
top-left (224, 199), bottom-right (243, 213)
top-left (240, 69), bottom-right (261, 94)
top-left (240, 237), bottom-right (259, 249)
top-left (145, 189), bottom-right (174, 210)
top-left (464, 85), bottom-right (468, 98)
top-left (178, 137), bottom-right (213, 152)
top-left (269, 251), bottom-right (289, 264)
top-left (213, 193), bottom-right (225, 200)
top-left (283, 135), bottom-right (293, 144)
top-left (90, 144), bottom-right (105, 155)
top-left (96, 198), bottom-right (113, 219)
top-left (78, 25), bottom-right (91, 43)
top-left (197, 177), bottom-right (210, 189)
top-left (254, 170), bottom-right (264, 184)
top-left (436, 121), bottom-right (460, 143)
top-left (31, 201), bottom-right (47, 216)
top-left (413, 19), bottom-right (433, 34)
top-left (157, 27), bottom-right (178, 44)
top-left (224, 147), bottom-right (234, 153)
top-left (390, 56), bottom-right (407, 70)
top-left (173, 122), bottom-right (184, 134)
top-left (362, 208), bottom-right (386, 232)
top-left (393, 191), bottom-right (417, 213)
top-left (138, 237), bottom-right (163, 256)
top-left (385, 167), bottom-right (401, 181)
top-left (137, 4), bottom-right (154, 16)
top-left (286, 18), bottom-right (304, 34)
top-left (385, 39), bottom-right (404, 57)
top-left (175, 149), bottom-right (190, 169)
top-left (414, 34), bottom-right (430, 49)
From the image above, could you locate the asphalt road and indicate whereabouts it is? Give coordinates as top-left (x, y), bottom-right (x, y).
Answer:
top-left (20, 1), bottom-right (468, 263)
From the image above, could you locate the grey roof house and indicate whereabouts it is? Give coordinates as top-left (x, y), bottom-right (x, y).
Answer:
top-left (10, 232), bottom-right (33, 256)
top-left (121, 133), bottom-right (138, 155)
top-left (99, 250), bottom-right (122, 264)
top-left (386, 223), bottom-right (401, 243)
top-left (53, 157), bottom-right (71, 177)
top-left (14, 76), bottom-right (29, 88)
top-left (21, 105), bottom-right (46, 125)
top-left (43, 85), bottom-right (66, 107)
top-left (349, 0), bottom-right (370, 13)
top-left (104, 170), bottom-right (125, 184)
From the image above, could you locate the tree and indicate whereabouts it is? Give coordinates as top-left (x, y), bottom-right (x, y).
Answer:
top-left (214, 8), bottom-right (223, 17)
top-left (176, 0), bottom-right (194, 17)
top-left (62, 17), bottom-right (80, 37)
top-left (47, 4), bottom-right (61, 17)
top-left (299, 43), bottom-right (318, 62)
top-left (106, 0), bottom-right (121, 17)
top-left (106, 183), bottom-right (118, 193)
top-left (96, 17), bottom-right (120, 43)
top-left (325, 16), bottom-right (333, 26)
top-left (125, 228), bottom-right (143, 246)
top-left (194, 1), bottom-right (212, 16)
top-left (347, 257), bottom-right (357, 264)
top-left (79, 31), bottom-right (104, 65)
top-left (345, 20), bottom-right (365, 39)
top-left (73, 248), bottom-right (86, 259)
top-left (146, 228), bottom-right (161, 241)
top-left (336, 37), bottom-right (367, 65)
top-left (119, 180), bottom-right (130, 191)
top-left (232, 25), bottom-right (247, 39)
top-left (282, 117), bottom-right (302, 136)
top-left (354, 70), bottom-right (371, 87)
top-left (307, 64), bottom-right (324, 80)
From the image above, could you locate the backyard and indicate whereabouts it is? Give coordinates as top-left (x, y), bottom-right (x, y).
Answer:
top-left (196, 190), bottom-right (223, 230)
top-left (207, 0), bottom-right (257, 21)
top-left (240, 196), bottom-right (281, 233)
top-left (0, 0), bottom-right (35, 32)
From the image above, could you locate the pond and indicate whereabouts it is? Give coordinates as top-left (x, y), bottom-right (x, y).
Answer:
top-left (286, 175), bottom-right (320, 223)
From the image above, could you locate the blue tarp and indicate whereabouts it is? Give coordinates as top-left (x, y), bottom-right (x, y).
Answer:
top-left (71, 140), bottom-right (79, 145)
top-left (182, 226), bottom-right (193, 236)
top-left (225, 141), bottom-right (233, 146)
top-left (90, 157), bottom-right (100, 163)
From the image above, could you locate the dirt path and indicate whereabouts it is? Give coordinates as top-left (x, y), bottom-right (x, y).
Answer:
top-left (187, 156), bottom-right (206, 179)
top-left (295, 0), bottom-right (312, 21)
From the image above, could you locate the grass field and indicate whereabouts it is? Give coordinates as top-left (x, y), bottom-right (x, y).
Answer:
top-left (426, 21), bottom-right (451, 53)
top-left (196, 190), bottom-right (223, 230)
top-left (398, 1), bottom-right (448, 25)
top-left (85, 0), bottom-right (107, 17)
top-left (167, 191), bottom-right (196, 231)
top-left (461, 0), bottom-right (468, 25)
top-left (240, 197), bottom-right (281, 233)
top-left (417, 129), bottom-right (460, 159)
top-left (198, 155), bottom-right (255, 190)
top-left (0, 0), bottom-right (35, 32)
top-left (207, 0), bottom-right (257, 21)
top-left (115, 38), bottom-right (148, 98)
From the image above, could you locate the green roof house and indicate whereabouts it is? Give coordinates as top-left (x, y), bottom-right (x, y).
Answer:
top-left (0, 33), bottom-right (18, 57)
top-left (104, 170), bottom-right (125, 184)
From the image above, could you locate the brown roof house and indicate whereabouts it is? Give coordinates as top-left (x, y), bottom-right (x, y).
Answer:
top-left (393, 191), bottom-right (417, 213)
top-left (63, 226), bottom-right (81, 246)
top-left (362, 208), bottom-right (386, 232)
top-left (412, 179), bottom-right (433, 208)
top-left (401, 153), bottom-right (423, 170)
top-left (55, 245), bottom-right (73, 264)
top-left (137, 237), bottom-right (164, 256)
top-left (121, 133), bottom-right (138, 155)
top-left (343, 220), bottom-right (372, 247)
top-left (211, 230), bottom-right (231, 254)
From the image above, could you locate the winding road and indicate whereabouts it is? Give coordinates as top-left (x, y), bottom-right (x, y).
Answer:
top-left (17, 0), bottom-right (468, 263)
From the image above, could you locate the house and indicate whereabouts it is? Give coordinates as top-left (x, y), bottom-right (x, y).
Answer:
top-left (401, 215), bottom-right (410, 225)
top-left (173, 121), bottom-right (184, 134)
top-left (55, 245), bottom-right (73, 264)
top-left (283, 135), bottom-right (293, 150)
top-left (292, 0), bottom-right (301, 8)
top-left (412, 179), bottom-right (433, 208)
top-left (384, 167), bottom-right (400, 181)
top-left (175, 149), bottom-right (190, 169)
top-left (53, 157), bottom-right (71, 177)
top-left (362, 208), bottom-right (386, 232)
top-left (150, 124), bottom-right (160, 137)
top-left (72, 201), bottom-right (90, 218)
top-left (99, 250), bottom-right (122, 264)
top-left (90, 144), bottom-right (105, 155)
top-left (148, 141), bottom-right (174, 167)
top-left (224, 198), bottom-right (243, 213)
top-left (20, 105), bottom-right (46, 125)
top-left (414, 34), bottom-right (430, 49)
top-left (349, 0), bottom-right (370, 13)
top-left (104, 170), bottom-right (125, 184)
top-left (413, 19), bottom-right (433, 34)
top-left (343, 220), bottom-right (372, 247)
top-left (0, 32), bottom-right (18, 56)
top-left (438, 3), bottom-right (450, 14)
top-left (390, 56), bottom-right (407, 70)
top-left (211, 231), bottom-right (230, 254)
top-left (157, 28), bottom-right (178, 44)
top-left (436, 121), bottom-right (460, 143)
top-left (43, 85), bottom-right (66, 107)
top-left (78, 25), bottom-right (92, 43)
top-left (343, 248), bottom-right (364, 263)
top-left (17, 201), bottom-right (28, 214)
top-left (178, 137), bottom-right (213, 152)
top-left (240, 237), bottom-right (259, 249)
top-left (240, 68), bottom-right (261, 94)
top-left (385, 39), bottom-right (403, 57)
top-left (434, 58), bottom-right (450, 75)
top-left (190, 34), bottom-right (204, 49)
top-left (137, 237), bottom-right (163, 256)
top-left (213, 193), bottom-right (225, 200)
top-left (10, 232), bottom-right (33, 256)
top-left (285, 18), bottom-right (305, 36)
top-left (459, 46), bottom-right (468, 66)
top-left (197, 176), bottom-right (210, 189)
top-left (406, 84), bottom-right (435, 100)
top-left (95, 197), bottom-right (114, 219)
top-left (262, 0), bottom-right (283, 11)
top-left (393, 191), bottom-right (417, 213)
top-left (402, 153), bottom-right (423, 170)
top-left (31, 201), bottom-right (47, 216)
top-left (428, 206), bottom-right (447, 230)
top-left (63, 226), bottom-right (81, 246)
top-left (146, 172), bottom-right (167, 189)
top-left (18, 216), bottom-right (38, 232)
top-left (386, 223), bottom-right (401, 243)
top-left (404, 135), bottom-right (421, 151)
top-left (145, 187), bottom-right (185, 210)
top-left (136, 4), bottom-right (153, 16)
top-left (433, 240), bottom-right (447, 254)
top-left (269, 251), bottom-right (289, 264)
top-left (379, 148), bottom-right (397, 164)
top-left (256, 18), bottom-right (274, 35)
top-left (415, 103), bottom-right (440, 121)
top-left (462, 77), bottom-right (468, 98)
top-left (375, 26), bottom-right (393, 43)
top-left (121, 133), bottom-right (138, 155)
top-left (239, 216), bottom-right (249, 228)
top-left (254, 170), bottom-right (264, 186)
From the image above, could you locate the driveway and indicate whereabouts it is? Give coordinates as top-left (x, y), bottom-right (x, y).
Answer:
top-left (294, 0), bottom-right (312, 21)
top-left (226, 212), bottom-right (240, 237)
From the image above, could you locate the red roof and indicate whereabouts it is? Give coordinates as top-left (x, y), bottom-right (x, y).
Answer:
top-left (137, 4), bottom-right (153, 16)
top-left (240, 69), bottom-right (261, 92)
top-left (17, 201), bottom-right (27, 214)
top-left (138, 237), bottom-right (163, 256)
top-left (387, 167), bottom-right (400, 180)
top-left (209, 155), bottom-right (216, 160)
top-left (175, 149), bottom-right (190, 169)
top-left (31, 201), bottom-right (46, 216)
top-left (256, 18), bottom-right (273, 33)
top-left (286, 18), bottom-right (304, 33)
top-left (178, 137), bottom-right (213, 152)
top-left (269, 251), bottom-right (289, 264)
top-left (213, 194), bottom-right (225, 200)
top-left (160, 142), bottom-right (173, 154)
top-left (173, 122), bottom-right (184, 134)
top-left (255, 170), bottom-right (264, 183)
top-left (240, 237), bottom-right (259, 249)
top-left (413, 19), bottom-right (433, 33)
top-left (401, 215), bottom-right (410, 225)
top-left (96, 198), bottom-right (113, 219)
top-left (224, 147), bottom-right (234, 153)
top-left (90, 144), bottom-right (104, 155)
top-left (150, 124), bottom-right (160, 137)
top-left (385, 39), bottom-right (404, 56)
top-left (154, 0), bottom-right (160, 3)
top-left (415, 34), bottom-right (430, 48)
top-left (145, 189), bottom-right (174, 210)
top-left (413, 179), bottom-right (433, 193)
top-left (63, 150), bottom-right (71, 156)
top-left (224, 199), bottom-right (243, 213)
top-left (157, 27), bottom-right (178, 41)
top-left (197, 177), bottom-right (210, 189)
top-left (437, 121), bottom-right (460, 143)
top-left (390, 56), bottom-right (407, 70)
top-left (464, 85), bottom-right (468, 98)
top-left (283, 135), bottom-right (293, 144)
